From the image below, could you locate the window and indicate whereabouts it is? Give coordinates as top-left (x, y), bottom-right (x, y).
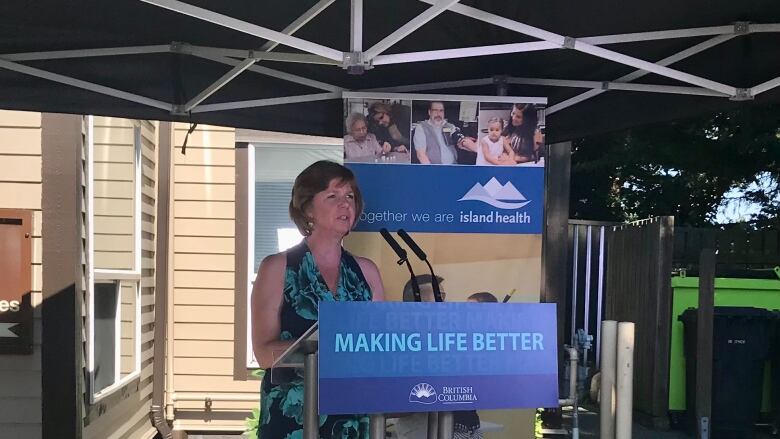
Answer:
top-left (246, 142), bottom-right (343, 367)
top-left (85, 116), bottom-right (142, 401)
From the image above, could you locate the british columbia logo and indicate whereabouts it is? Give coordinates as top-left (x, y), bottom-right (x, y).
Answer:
top-left (409, 383), bottom-right (437, 404)
top-left (409, 383), bottom-right (478, 405)
top-left (458, 177), bottom-right (530, 209)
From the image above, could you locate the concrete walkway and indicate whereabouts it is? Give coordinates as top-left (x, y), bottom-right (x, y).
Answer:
top-left (556, 406), bottom-right (776, 439)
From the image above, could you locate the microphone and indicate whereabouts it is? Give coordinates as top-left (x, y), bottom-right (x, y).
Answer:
top-left (380, 228), bottom-right (407, 263)
top-left (397, 229), bottom-right (426, 260)
top-left (397, 229), bottom-right (443, 303)
top-left (502, 288), bottom-right (517, 303)
top-left (380, 228), bottom-right (421, 302)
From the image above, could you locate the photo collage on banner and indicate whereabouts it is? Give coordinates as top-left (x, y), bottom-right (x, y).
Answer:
top-left (343, 96), bottom-right (545, 167)
top-left (341, 93), bottom-right (552, 436)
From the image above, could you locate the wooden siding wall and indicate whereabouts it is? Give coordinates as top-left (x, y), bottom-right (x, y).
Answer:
top-left (0, 110), bottom-right (43, 439)
top-left (83, 118), bottom-right (157, 439)
top-left (120, 281), bottom-right (137, 377)
top-left (92, 118), bottom-right (138, 270)
top-left (171, 124), bottom-right (258, 431)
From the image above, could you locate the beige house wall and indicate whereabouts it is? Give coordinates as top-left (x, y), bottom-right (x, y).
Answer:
top-left (0, 110), bottom-right (43, 439)
top-left (169, 123), bottom-right (258, 431)
top-left (82, 117), bottom-right (158, 439)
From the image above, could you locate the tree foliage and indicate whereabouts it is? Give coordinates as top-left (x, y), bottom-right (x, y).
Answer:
top-left (569, 103), bottom-right (780, 227)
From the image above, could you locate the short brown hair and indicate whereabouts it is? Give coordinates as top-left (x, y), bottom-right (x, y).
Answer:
top-left (289, 160), bottom-right (364, 236)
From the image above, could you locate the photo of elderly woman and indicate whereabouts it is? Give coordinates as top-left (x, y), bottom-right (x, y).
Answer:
top-left (343, 99), bottom-right (412, 164)
top-left (343, 112), bottom-right (388, 161)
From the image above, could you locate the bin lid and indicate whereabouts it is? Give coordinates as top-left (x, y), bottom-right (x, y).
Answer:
top-left (679, 306), bottom-right (776, 323)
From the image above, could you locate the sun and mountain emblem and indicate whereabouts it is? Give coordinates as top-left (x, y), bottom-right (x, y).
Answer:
top-left (458, 177), bottom-right (531, 209)
top-left (409, 383), bottom-right (437, 404)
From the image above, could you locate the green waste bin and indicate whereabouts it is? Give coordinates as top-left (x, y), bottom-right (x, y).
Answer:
top-left (680, 307), bottom-right (775, 438)
top-left (669, 276), bottom-right (780, 419)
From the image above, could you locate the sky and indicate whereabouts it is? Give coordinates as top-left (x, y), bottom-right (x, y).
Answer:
top-left (715, 172), bottom-right (779, 224)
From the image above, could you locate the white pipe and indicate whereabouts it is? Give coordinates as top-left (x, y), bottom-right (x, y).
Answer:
top-left (595, 227), bottom-right (605, 369)
top-left (172, 393), bottom-right (260, 403)
top-left (558, 346), bottom-right (578, 406)
top-left (584, 227), bottom-right (592, 335)
top-left (600, 320), bottom-right (617, 439)
top-left (616, 322), bottom-right (635, 439)
top-left (570, 347), bottom-right (580, 439)
top-left (571, 227), bottom-right (579, 343)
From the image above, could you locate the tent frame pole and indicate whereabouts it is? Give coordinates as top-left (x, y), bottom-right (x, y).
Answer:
top-left (137, 0), bottom-right (344, 61)
top-left (420, 0), bottom-right (738, 96)
top-left (0, 0), bottom-right (777, 115)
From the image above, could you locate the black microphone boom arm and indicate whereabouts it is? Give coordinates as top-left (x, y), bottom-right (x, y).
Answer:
top-left (380, 228), bottom-right (421, 302)
top-left (397, 229), bottom-right (443, 303)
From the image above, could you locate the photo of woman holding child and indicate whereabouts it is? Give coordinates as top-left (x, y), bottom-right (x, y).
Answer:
top-left (503, 103), bottom-right (544, 165)
top-left (475, 102), bottom-right (545, 167)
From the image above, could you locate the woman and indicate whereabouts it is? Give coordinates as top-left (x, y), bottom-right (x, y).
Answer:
top-left (503, 103), bottom-right (544, 164)
top-left (344, 112), bottom-right (390, 159)
top-left (252, 160), bottom-right (385, 438)
top-left (368, 102), bottom-right (409, 153)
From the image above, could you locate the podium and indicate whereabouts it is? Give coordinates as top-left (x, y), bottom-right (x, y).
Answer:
top-left (271, 323), bottom-right (321, 439)
top-left (272, 322), bottom-right (454, 439)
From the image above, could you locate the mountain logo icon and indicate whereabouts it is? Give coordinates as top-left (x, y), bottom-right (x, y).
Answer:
top-left (458, 177), bottom-right (531, 209)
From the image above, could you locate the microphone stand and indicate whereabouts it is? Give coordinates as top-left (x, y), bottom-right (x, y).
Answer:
top-left (404, 259), bottom-right (422, 303)
top-left (397, 229), bottom-right (442, 303)
top-left (380, 228), bottom-right (421, 302)
top-left (423, 259), bottom-right (443, 303)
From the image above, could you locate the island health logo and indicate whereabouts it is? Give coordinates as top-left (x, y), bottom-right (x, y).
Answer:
top-left (458, 177), bottom-right (531, 209)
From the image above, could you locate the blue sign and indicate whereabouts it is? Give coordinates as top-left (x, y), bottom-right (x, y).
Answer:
top-left (318, 302), bottom-right (559, 415)
top-left (347, 164), bottom-right (544, 234)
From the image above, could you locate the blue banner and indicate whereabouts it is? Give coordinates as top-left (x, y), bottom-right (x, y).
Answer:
top-left (347, 164), bottom-right (544, 234)
top-left (318, 302), bottom-right (559, 414)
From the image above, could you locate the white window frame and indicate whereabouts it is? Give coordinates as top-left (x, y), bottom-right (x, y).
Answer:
top-left (85, 115), bottom-right (143, 403)
top-left (246, 144), bottom-right (258, 369)
top-left (244, 141), bottom-right (344, 369)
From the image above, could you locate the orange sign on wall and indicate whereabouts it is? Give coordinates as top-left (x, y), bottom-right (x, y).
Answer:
top-left (0, 210), bottom-right (33, 354)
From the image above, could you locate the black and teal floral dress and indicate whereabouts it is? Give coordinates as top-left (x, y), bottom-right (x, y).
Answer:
top-left (260, 241), bottom-right (372, 439)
